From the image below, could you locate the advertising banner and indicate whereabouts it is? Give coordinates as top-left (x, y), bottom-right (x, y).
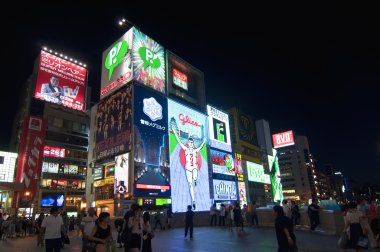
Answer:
top-left (43, 146), bottom-right (65, 158)
top-left (42, 162), bottom-right (59, 173)
top-left (268, 149), bottom-right (284, 203)
top-left (247, 161), bottom-right (270, 184)
top-left (272, 130), bottom-right (295, 148)
top-left (34, 50), bottom-right (87, 111)
top-left (100, 28), bottom-right (133, 99)
top-left (213, 179), bottom-right (237, 200)
top-left (168, 99), bottom-right (210, 212)
top-left (210, 149), bottom-right (235, 176)
top-left (207, 105), bottom-right (232, 152)
top-left (238, 181), bottom-right (247, 207)
top-left (133, 28), bottom-right (165, 94)
top-left (172, 68), bottom-right (188, 91)
top-left (114, 153), bottom-right (129, 194)
top-left (95, 86), bottom-right (132, 160)
top-left (15, 116), bottom-right (47, 207)
top-left (134, 85), bottom-right (170, 197)
top-left (234, 153), bottom-right (244, 181)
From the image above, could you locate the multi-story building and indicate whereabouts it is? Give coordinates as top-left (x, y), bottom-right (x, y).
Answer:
top-left (315, 168), bottom-right (331, 200)
top-left (0, 151), bottom-right (18, 215)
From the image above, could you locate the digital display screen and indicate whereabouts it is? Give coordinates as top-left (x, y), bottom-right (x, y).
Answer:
top-left (43, 146), bottom-right (65, 158)
top-left (41, 193), bottom-right (64, 207)
top-left (210, 149), bottom-right (235, 176)
top-left (247, 161), bottom-right (270, 184)
top-left (213, 179), bottom-right (237, 201)
top-left (114, 153), bottom-right (129, 194)
top-left (207, 105), bottom-right (232, 152)
top-left (268, 149), bottom-right (284, 203)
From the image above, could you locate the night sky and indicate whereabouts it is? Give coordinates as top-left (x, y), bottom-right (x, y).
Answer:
top-left (1, 3), bottom-right (379, 185)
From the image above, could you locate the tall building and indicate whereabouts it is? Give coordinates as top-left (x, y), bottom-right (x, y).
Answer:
top-left (0, 151), bottom-right (18, 215)
top-left (11, 49), bottom-right (90, 216)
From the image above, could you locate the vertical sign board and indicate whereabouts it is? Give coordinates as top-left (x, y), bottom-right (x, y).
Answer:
top-left (34, 50), bottom-right (87, 111)
top-left (234, 153), bottom-right (247, 206)
top-left (114, 153), bottom-right (129, 194)
top-left (15, 116), bottom-right (47, 207)
top-left (95, 86), bottom-right (133, 160)
top-left (268, 149), bottom-right (284, 203)
top-left (207, 105), bottom-right (232, 153)
top-left (168, 99), bottom-right (210, 212)
top-left (133, 85), bottom-right (170, 197)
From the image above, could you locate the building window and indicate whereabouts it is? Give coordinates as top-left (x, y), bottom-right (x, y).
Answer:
top-left (53, 117), bottom-right (63, 128)
top-left (0, 156), bottom-right (4, 164)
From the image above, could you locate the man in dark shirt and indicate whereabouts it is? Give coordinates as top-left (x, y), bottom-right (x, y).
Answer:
top-left (307, 199), bottom-right (320, 231)
top-left (273, 205), bottom-right (297, 251)
top-left (185, 205), bottom-right (194, 240)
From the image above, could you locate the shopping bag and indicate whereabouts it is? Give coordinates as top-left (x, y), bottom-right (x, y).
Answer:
top-left (357, 235), bottom-right (369, 249)
top-left (338, 232), bottom-right (349, 249)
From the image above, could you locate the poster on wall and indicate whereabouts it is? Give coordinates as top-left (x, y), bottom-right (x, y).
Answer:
top-left (168, 99), bottom-right (210, 212)
top-left (238, 181), bottom-right (247, 207)
top-left (213, 179), bottom-right (237, 200)
top-left (133, 85), bottom-right (170, 197)
top-left (133, 28), bottom-right (165, 94)
top-left (268, 149), bottom-right (284, 203)
top-left (95, 86), bottom-right (132, 160)
top-left (207, 105), bottom-right (232, 152)
top-left (114, 153), bottom-right (129, 194)
top-left (210, 149), bottom-right (234, 176)
top-left (34, 50), bottom-right (87, 111)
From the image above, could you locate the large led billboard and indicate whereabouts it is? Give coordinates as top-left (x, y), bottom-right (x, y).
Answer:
top-left (272, 130), bottom-right (295, 148)
top-left (210, 149), bottom-right (234, 176)
top-left (268, 149), bottom-right (284, 203)
top-left (133, 28), bottom-right (165, 94)
top-left (95, 86), bottom-right (132, 160)
top-left (34, 50), bottom-right (87, 111)
top-left (247, 161), bottom-right (270, 184)
top-left (100, 28), bottom-right (133, 99)
top-left (207, 105), bottom-right (232, 152)
top-left (134, 85), bottom-right (170, 197)
top-left (213, 179), bottom-right (237, 201)
top-left (168, 99), bottom-right (210, 212)
top-left (114, 153), bottom-right (129, 194)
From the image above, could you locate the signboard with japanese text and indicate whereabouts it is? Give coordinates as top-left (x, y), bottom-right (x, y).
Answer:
top-left (234, 153), bottom-right (244, 182)
top-left (207, 105), bottom-right (232, 152)
top-left (213, 179), bottom-right (237, 200)
top-left (172, 68), bottom-right (188, 91)
top-left (168, 99), bottom-right (210, 212)
top-left (43, 146), bottom-right (65, 158)
top-left (133, 85), bottom-right (170, 197)
top-left (34, 50), bottom-right (87, 111)
top-left (95, 86), bottom-right (132, 160)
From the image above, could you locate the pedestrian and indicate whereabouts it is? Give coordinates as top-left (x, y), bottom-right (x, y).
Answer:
top-left (36, 213), bottom-right (45, 247)
top-left (80, 207), bottom-right (98, 252)
top-left (69, 216), bottom-right (75, 231)
top-left (358, 197), bottom-right (376, 248)
top-left (368, 199), bottom-right (379, 246)
top-left (184, 205), bottom-right (194, 240)
top-left (41, 206), bottom-right (68, 252)
top-left (219, 204), bottom-right (226, 227)
top-left (153, 211), bottom-right (163, 231)
top-left (127, 206), bottom-right (143, 252)
top-left (344, 201), bottom-right (368, 251)
top-left (61, 211), bottom-right (69, 248)
top-left (122, 203), bottom-right (139, 250)
top-left (115, 218), bottom-right (124, 248)
top-left (233, 203), bottom-right (243, 233)
top-left (0, 213), bottom-right (3, 240)
top-left (142, 212), bottom-right (153, 252)
top-left (307, 199), bottom-right (320, 231)
top-left (273, 205), bottom-right (297, 252)
top-left (242, 204), bottom-right (248, 225)
top-left (210, 203), bottom-right (217, 226)
top-left (282, 199), bottom-right (292, 219)
top-left (227, 205), bottom-right (234, 231)
top-left (291, 201), bottom-right (300, 226)
top-left (165, 206), bottom-right (174, 229)
top-left (89, 212), bottom-right (112, 252)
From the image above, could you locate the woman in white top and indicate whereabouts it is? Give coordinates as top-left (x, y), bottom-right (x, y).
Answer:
top-left (344, 202), bottom-right (368, 251)
top-left (142, 212), bottom-right (153, 252)
top-left (128, 207), bottom-right (144, 252)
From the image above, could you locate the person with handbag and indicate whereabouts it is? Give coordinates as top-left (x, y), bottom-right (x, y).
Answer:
top-left (344, 201), bottom-right (368, 251)
top-left (142, 212), bottom-right (153, 252)
top-left (89, 212), bottom-right (112, 252)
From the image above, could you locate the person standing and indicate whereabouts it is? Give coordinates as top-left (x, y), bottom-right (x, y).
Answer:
top-left (358, 198), bottom-right (376, 248)
top-left (127, 207), bottom-right (143, 252)
top-left (80, 207), bottom-right (98, 252)
top-left (291, 201), bottom-right (300, 226)
top-left (210, 204), bottom-right (217, 226)
top-left (89, 212), bottom-right (112, 252)
top-left (115, 218), bottom-right (124, 248)
top-left (41, 207), bottom-right (67, 252)
top-left (165, 206), bottom-right (174, 229)
top-left (368, 199), bottom-right (379, 245)
top-left (36, 213), bottom-right (45, 247)
top-left (282, 200), bottom-right (292, 219)
top-left (344, 201), bottom-right (368, 251)
top-left (153, 211), bottom-right (163, 231)
top-left (142, 212), bottom-right (153, 252)
top-left (248, 201), bottom-right (259, 226)
top-left (233, 203), bottom-right (244, 233)
top-left (184, 205), bottom-right (194, 240)
top-left (227, 205), bottom-right (234, 231)
top-left (219, 204), bottom-right (226, 227)
top-left (273, 205), bottom-right (297, 252)
top-left (308, 199), bottom-right (320, 231)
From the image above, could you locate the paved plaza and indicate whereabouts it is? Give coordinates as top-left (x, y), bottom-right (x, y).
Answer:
top-left (0, 226), bottom-right (347, 252)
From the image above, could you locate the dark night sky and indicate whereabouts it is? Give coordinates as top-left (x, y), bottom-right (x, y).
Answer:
top-left (1, 3), bottom-right (379, 185)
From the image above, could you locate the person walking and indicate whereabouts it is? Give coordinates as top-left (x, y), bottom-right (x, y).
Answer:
top-left (127, 206), bottom-right (143, 252)
top-left (358, 198), bottom-right (376, 248)
top-left (233, 203), bottom-right (243, 233)
top-left (227, 205), bottom-right (234, 231)
top-left (165, 206), bottom-right (174, 229)
top-left (89, 212), bottom-right (112, 252)
top-left (308, 199), bottom-right (320, 231)
top-left (273, 205), bottom-right (297, 252)
top-left (291, 201), bottom-right (300, 226)
top-left (184, 205), bottom-right (194, 240)
top-left (115, 218), bottom-right (124, 248)
top-left (36, 213), bottom-right (45, 247)
top-left (219, 204), bottom-right (226, 227)
top-left (153, 211), bottom-right (163, 231)
top-left (41, 206), bottom-right (67, 252)
top-left (80, 207), bottom-right (98, 252)
top-left (344, 201), bottom-right (368, 251)
top-left (282, 200), bottom-right (292, 219)
top-left (142, 212), bottom-right (153, 252)
top-left (210, 203), bottom-right (217, 226)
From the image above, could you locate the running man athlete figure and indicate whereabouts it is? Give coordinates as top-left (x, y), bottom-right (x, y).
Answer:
top-left (173, 127), bottom-right (206, 210)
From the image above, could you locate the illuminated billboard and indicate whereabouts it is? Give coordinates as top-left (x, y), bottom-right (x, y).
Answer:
top-left (42, 162), bottom-right (59, 173)
top-left (210, 149), bottom-right (234, 176)
top-left (272, 130), bottom-right (295, 148)
top-left (0, 151), bottom-right (17, 182)
top-left (95, 86), bottom-right (132, 160)
top-left (168, 99), bottom-right (210, 212)
top-left (234, 153), bottom-right (244, 181)
top-left (133, 28), bottom-right (165, 93)
top-left (268, 149), bottom-right (284, 203)
top-left (207, 105), bottom-right (232, 152)
top-left (213, 179), bottom-right (237, 201)
top-left (43, 146), bottom-right (65, 158)
top-left (247, 161), bottom-right (270, 184)
top-left (93, 167), bottom-right (103, 181)
top-left (238, 112), bottom-right (257, 146)
top-left (114, 153), bottom-right (129, 194)
top-left (100, 28), bottom-right (133, 99)
top-left (134, 85), bottom-right (170, 197)
top-left (172, 69), bottom-right (188, 90)
top-left (34, 50), bottom-right (87, 111)
top-left (238, 181), bottom-right (247, 207)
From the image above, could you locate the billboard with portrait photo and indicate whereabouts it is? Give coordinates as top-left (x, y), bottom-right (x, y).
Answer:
top-left (168, 99), bottom-right (210, 212)
top-left (133, 85), bottom-right (170, 197)
top-left (34, 50), bottom-right (87, 111)
top-left (95, 86), bottom-right (132, 160)
top-left (114, 153), bottom-right (129, 194)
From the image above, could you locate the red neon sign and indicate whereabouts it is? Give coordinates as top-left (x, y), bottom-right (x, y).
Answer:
top-left (136, 184), bottom-right (170, 190)
top-left (272, 130), bottom-right (295, 148)
top-left (43, 146), bottom-right (65, 158)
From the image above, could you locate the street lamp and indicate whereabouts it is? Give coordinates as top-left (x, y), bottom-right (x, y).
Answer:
top-left (118, 18), bottom-right (139, 30)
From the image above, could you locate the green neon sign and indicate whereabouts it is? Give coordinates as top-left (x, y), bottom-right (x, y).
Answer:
top-left (105, 40), bottom-right (129, 80)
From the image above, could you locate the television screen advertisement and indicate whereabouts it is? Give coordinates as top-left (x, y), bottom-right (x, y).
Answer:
top-left (268, 149), bottom-right (284, 203)
top-left (207, 105), bottom-right (232, 152)
top-left (100, 28), bottom-right (133, 99)
top-left (95, 86), bottom-right (132, 160)
top-left (238, 181), bottom-right (247, 207)
top-left (234, 153), bottom-right (244, 181)
top-left (34, 50), bottom-right (87, 111)
top-left (168, 99), bottom-right (210, 212)
top-left (247, 161), bottom-right (270, 184)
top-left (133, 85), bottom-right (170, 197)
top-left (133, 28), bottom-right (165, 94)
top-left (213, 179), bottom-right (237, 201)
top-left (210, 149), bottom-right (235, 176)
top-left (114, 153), bottom-right (129, 194)
top-left (15, 116), bottom-right (47, 207)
